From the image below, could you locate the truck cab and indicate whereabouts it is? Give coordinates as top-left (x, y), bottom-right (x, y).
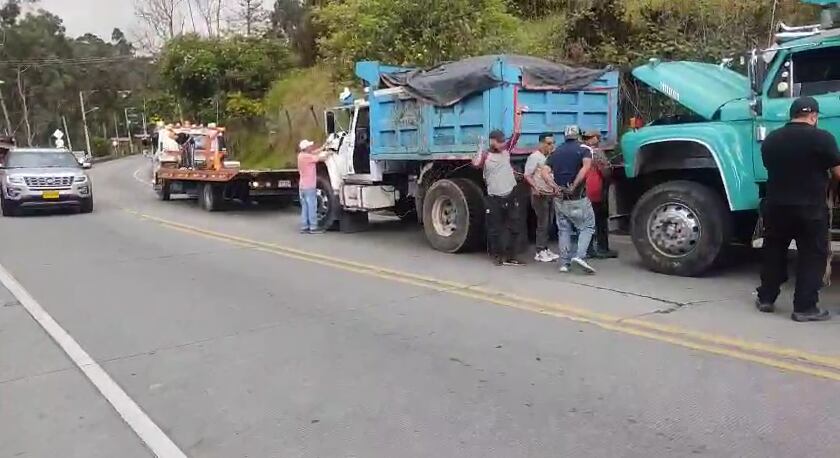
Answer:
top-left (618, 3), bottom-right (840, 276)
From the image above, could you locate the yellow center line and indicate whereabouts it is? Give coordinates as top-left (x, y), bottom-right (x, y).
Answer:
top-left (124, 208), bottom-right (840, 382)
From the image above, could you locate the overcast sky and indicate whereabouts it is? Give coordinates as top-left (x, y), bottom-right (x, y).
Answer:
top-left (35, 0), bottom-right (273, 41)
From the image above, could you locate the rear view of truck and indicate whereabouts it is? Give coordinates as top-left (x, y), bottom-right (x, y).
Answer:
top-left (320, 55), bottom-right (619, 253)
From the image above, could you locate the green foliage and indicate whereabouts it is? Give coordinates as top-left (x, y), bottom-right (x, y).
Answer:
top-left (90, 137), bottom-right (110, 157)
top-left (159, 34), bottom-right (293, 121)
top-left (317, 0), bottom-right (523, 78)
top-left (225, 92), bottom-right (264, 120)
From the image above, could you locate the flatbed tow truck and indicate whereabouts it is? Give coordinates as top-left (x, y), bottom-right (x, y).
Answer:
top-left (152, 124), bottom-right (299, 211)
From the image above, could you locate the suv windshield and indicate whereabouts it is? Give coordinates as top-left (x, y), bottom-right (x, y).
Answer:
top-left (5, 151), bottom-right (80, 168)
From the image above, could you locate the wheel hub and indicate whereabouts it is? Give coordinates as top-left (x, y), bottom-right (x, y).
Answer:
top-left (431, 196), bottom-right (458, 237)
top-left (647, 202), bottom-right (702, 258)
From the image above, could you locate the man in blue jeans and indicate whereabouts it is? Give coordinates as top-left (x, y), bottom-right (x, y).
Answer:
top-left (297, 139), bottom-right (331, 234)
top-left (547, 125), bottom-right (597, 274)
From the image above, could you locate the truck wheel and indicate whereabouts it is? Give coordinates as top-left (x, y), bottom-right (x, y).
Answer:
top-left (79, 197), bottom-right (94, 214)
top-left (1, 196), bottom-right (18, 217)
top-left (316, 173), bottom-right (339, 230)
top-left (156, 179), bottom-right (171, 201)
top-left (200, 183), bottom-right (224, 212)
top-left (631, 180), bottom-right (730, 276)
top-left (422, 178), bottom-right (486, 253)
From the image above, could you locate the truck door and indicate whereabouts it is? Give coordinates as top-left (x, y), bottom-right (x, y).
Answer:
top-left (758, 45), bottom-right (840, 180)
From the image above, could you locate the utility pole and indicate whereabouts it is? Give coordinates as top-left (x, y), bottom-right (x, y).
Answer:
top-left (113, 113), bottom-right (121, 156)
top-left (142, 98), bottom-right (148, 136)
top-left (79, 91), bottom-right (93, 159)
top-left (124, 108), bottom-right (134, 155)
top-left (61, 115), bottom-right (72, 150)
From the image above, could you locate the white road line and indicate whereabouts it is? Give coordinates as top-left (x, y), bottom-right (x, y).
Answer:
top-left (133, 167), bottom-right (154, 186)
top-left (0, 262), bottom-right (187, 458)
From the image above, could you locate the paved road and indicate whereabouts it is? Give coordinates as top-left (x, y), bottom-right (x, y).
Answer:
top-left (2, 156), bottom-right (840, 457)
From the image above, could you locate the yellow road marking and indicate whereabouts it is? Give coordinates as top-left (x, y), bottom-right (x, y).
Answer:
top-left (125, 209), bottom-right (840, 382)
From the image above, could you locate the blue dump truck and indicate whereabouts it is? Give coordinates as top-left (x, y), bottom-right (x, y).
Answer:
top-left (317, 55), bottom-right (619, 252)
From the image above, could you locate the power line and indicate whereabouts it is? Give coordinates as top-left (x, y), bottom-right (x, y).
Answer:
top-left (0, 55), bottom-right (151, 67)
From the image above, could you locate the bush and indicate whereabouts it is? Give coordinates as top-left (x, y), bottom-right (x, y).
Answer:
top-left (317, 0), bottom-right (523, 78)
top-left (90, 137), bottom-right (110, 157)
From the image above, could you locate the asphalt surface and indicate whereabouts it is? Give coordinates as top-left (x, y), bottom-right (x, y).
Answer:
top-left (2, 156), bottom-right (840, 457)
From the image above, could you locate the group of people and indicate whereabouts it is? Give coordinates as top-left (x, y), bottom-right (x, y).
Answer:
top-left (473, 124), bottom-right (616, 273)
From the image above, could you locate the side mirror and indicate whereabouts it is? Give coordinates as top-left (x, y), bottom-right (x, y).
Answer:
top-left (325, 111), bottom-right (336, 135)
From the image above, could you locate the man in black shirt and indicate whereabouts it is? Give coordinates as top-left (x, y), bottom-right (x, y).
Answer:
top-left (757, 96), bottom-right (840, 322)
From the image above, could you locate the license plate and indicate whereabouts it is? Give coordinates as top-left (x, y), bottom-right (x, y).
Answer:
top-left (277, 180), bottom-right (292, 188)
top-left (42, 191), bottom-right (60, 199)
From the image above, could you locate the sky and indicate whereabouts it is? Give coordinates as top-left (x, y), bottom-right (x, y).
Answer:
top-left (34, 0), bottom-right (274, 42)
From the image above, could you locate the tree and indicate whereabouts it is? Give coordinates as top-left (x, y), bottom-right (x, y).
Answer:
top-left (270, 0), bottom-right (321, 66)
top-left (159, 34), bottom-right (293, 121)
top-left (317, 0), bottom-right (522, 77)
top-left (230, 0), bottom-right (268, 36)
top-left (192, 0), bottom-right (225, 37)
top-left (133, 0), bottom-right (186, 48)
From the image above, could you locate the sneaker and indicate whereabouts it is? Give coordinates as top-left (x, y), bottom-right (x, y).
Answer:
top-left (534, 250), bottom-right (552, 263)
top-left (503, 258), bottom-right (526, 267)
top-left (571, 257), bottom-right (596, 274)
top-left (547, 250), bottom-right (561, 261)
top-left (559, 265), bottom-right (570, 273)
top-left (299, 229), bottom-right (310, 234)
top-left (309, 229), bottom-right (326, 234)
top-left (791, 308), bottom-right (831, 322)
top-left (754, 298), bottom-right (775, 313)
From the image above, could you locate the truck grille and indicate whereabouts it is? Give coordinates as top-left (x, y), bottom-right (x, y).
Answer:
top-left (23, 176), bottom-right (73, 188)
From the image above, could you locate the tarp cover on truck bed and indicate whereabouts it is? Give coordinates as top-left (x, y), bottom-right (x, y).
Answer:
top-left (379, 55), bottom-right (610, 106)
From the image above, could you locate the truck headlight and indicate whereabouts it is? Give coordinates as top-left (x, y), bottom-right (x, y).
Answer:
top-left (74, 175), bottom-right (88, 183)
top-left (7, 176), bottom-right (23, 184)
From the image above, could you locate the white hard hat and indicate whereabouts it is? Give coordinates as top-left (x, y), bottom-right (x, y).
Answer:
top-left (298, 139), bottom-right (315, 151)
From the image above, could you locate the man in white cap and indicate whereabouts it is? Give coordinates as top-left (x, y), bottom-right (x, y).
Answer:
top-left (546, 125), bottom-right (597, 274)
top-left (297, 139), bottom-right (332, 234)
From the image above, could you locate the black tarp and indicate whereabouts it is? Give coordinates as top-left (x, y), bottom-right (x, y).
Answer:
top-left (379, 55), bottom-right (610, 106)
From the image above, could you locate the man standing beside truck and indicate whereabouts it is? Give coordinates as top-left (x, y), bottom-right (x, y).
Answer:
top-left (582, 130), bottom-right (618, 259)
top-left (548, 125), bottom-right (597, 274)
top-left (756, 96), bottom-right (840, 322)
top-left (297, 139), bottom-right (331, 234)
top-left (473, 129), bottom-right (524, 266)
top-left (525, 133), bottom-right (561, 263)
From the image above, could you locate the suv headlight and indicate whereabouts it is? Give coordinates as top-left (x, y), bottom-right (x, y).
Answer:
top-left (74, 175), bottom-right (88, 183)
top-left (6, 175), bottom-right (23, 184)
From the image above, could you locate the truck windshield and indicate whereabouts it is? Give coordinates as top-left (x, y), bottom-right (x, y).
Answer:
top-left (5, 151), bottom-right (80, 168)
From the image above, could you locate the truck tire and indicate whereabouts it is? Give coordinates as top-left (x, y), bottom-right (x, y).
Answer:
top-left (199, 182), bottom-right (224, 212)
top-left (422, 178), bottom-right (486, 253)
top-left (79, 197), bottom-right (94, 214)
top-left (316, 173), bottom-right (339, 230)
top-left (156, 179), bottom-right (171, 201)
top-left (631, 180), bottom-right (731, 277)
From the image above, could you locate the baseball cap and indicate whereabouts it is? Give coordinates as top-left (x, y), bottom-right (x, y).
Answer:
top-left (582, 129), bottom-right (601, 139)
top-left (298, 139), bottom-right (315, 151)
top-left (564, 125), bottom-right (581, 139)
top-left (790, 96), bottom-right (820, 118)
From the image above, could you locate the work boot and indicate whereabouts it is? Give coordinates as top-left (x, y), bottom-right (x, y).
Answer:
top-left (791, 308), bottom-right (831, 322)
top-left (754, 298), bottom-right (775, 313)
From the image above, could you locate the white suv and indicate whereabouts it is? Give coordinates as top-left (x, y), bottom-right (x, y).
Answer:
top-left (0, 148), bottom-right (93, 216)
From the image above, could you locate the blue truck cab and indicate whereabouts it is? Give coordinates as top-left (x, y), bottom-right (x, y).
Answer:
top-left (320, 56), bottom-right (619, 252)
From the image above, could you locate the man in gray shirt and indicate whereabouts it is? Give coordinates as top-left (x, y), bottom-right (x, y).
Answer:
top-left (524, 132), bottom-right (561, 263)
top-left (473, 129), bottom-right (524, 266)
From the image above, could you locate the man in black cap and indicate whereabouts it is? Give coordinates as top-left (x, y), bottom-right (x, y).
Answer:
top-left (756, 96), bottom-right (840, 322)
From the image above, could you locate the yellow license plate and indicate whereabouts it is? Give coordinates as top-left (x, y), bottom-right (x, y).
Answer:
top-left (42, 191), bottom-right (60, 199)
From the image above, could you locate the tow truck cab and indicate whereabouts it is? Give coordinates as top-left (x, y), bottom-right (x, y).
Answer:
top-left (617, 1), bottom-right (840, 276)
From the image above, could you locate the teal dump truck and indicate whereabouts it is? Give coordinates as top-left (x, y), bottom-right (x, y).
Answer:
top-left (615, 0), bottom-right (840, 276)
